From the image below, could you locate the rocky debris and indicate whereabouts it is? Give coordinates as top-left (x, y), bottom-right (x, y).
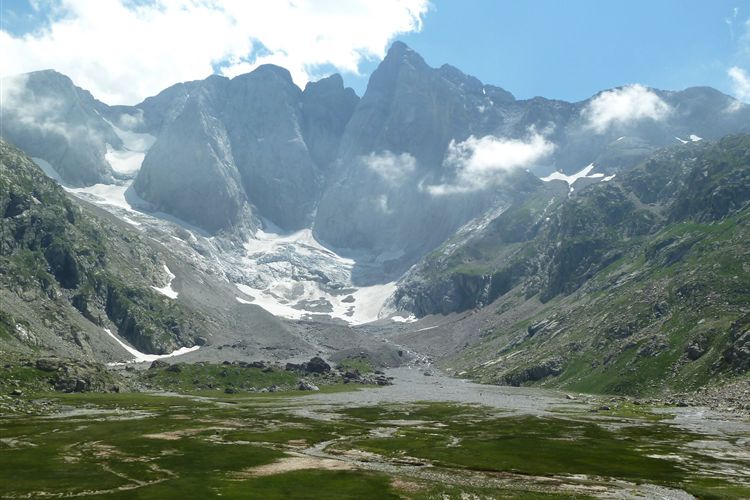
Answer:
top-left (9, 357), bottom-right (122, 394)
top-left (723, 318), bottom-right (750, 372)
top-left (662, 379), bottom-right (750, 416)
top-left (35, 358), bottom-right (66, 372)
top-left (285, 356), bottom-right (331, 375)
top-left (340, 369), bottom-right (393, 386)
top-left (527, 320), bottom-right (557, 337)
top-left (297, 380), bottom-right (320, 391)
top-left (0, 394), bottom-right (58, 416)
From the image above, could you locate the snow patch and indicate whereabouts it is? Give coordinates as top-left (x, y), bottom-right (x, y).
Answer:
top-left (103, 328), bottom-right (198, 364)
top-left (540, 163), bottom-right (609, 192)
top-left (104, 120), bottom-right (156, 175)
top-left (676, 134), bottom-right (703, 145)
top-left (65, 182), bottom-right (135, 212)
top-left (235, 280), bottom-right (396, 325)
top-left (105, 145), bottom-right (145, 175)
top-left (391, 315), bottom-right (417, 323)
top-left (233, 227), bottom-right (397, 325)
top-left (151, 264), bottom-right (178, 299)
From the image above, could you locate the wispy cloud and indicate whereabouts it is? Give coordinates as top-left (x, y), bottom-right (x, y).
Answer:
top-left (424, 132), bottom-right (555, 196)
top-left (728, 66), bottom-right (750, 109)
top-left (0, 0), bottom-right (430, 104)
top-left (363, 151), bottom-right (417, 185)
top-left (582, 84), bottom-right (671, 133)
top-left (726, 6), bottom-right (740, 39)
top-left (1, 73), bottom-right (76, 140)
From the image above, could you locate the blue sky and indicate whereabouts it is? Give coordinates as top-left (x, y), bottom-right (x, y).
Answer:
top-left (356, 0), bottom-right (749, 101)
top-left (1, 0), bottom-right (748, 104)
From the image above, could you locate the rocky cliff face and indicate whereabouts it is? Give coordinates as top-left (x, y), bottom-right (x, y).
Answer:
top-left (314, 42), bottom-right (522, 262)
top-left (132, 65), bottom-right (359, 233)
top-left (133, 77), bottom-right (252, 234)
top-left (313, 42), bottom-right (750, 264)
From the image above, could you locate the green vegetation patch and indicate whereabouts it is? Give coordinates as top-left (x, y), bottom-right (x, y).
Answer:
top-left (141, 362), bottom-right (298, 393)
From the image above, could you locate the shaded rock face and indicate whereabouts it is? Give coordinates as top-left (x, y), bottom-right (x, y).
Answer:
top-left (314, 42), bottom-right (520, 260)
top-left (0, 70), bottom-right (120, 186)
top-left (301, 74), bottom-right (360, 172)
top-left (133, 78), bottom-right (251, 234)
top-left (132, 65), bottom-right (359, 233)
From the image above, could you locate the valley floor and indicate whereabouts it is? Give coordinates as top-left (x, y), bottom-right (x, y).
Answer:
top-left (1, 368), bottom-right (749, 499)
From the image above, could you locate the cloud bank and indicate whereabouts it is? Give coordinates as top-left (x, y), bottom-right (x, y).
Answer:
top-left (0, 0), bottom-right (429, 104)
top-left (426, 133), bottom-right (555, 195)
top-left (582, 84), bottom-right (671, 133)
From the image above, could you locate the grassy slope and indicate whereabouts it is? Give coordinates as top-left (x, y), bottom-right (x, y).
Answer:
top-left (409, 136), bottom-right (750, 395)
top-left (0, 138), bottom-right (205, 357)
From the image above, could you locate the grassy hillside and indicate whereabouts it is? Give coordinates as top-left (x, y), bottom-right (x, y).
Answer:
top-left (398, 135), bottom-right (750, 396)
top-left (0, 138), bottom-right (205, 359)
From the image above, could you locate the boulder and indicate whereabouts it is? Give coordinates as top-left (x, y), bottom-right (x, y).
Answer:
top-left (298, 380), bottom-right (320, 391)
top-left (305, 357), bottom-right (331, 374)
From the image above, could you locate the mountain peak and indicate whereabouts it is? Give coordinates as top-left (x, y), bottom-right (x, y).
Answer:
top-left (383, 40), bottom-right (426, 66)
top-left (234, 64), bottom-right (295, 86)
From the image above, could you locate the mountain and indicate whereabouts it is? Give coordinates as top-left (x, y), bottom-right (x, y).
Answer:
top-left (0, 138), bottom-right (203, 357)
top-left (0, 138), bottom-right (402, 369)
top-left (315, 43), bottom-right (750, 263)
top-left (132, 66), bottom-right (360, 234)
top-left (2, 42), bottom-right (750, 397)
top-left (391, 135), bottom-right (750, 395)
top-left (8, 42), bottom-right (748, 258)
top-left (0, 70), bottom-right (122, 186)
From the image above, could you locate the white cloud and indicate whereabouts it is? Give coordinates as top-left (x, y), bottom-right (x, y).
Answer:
top-left (363, 151), bottom-right (417, 185)
top-left (425, 132), bottom-right (555, 195)
top-left (582, 84), bottom-right (672, 133)
top-left (374, 194), bottom-right (393, 214)
top-left (728, 66), bottom-right (750, 106)
top-left (1, 73), bottom-right (79, 140)
top-left (0, 0), bottom-right (429, 105)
